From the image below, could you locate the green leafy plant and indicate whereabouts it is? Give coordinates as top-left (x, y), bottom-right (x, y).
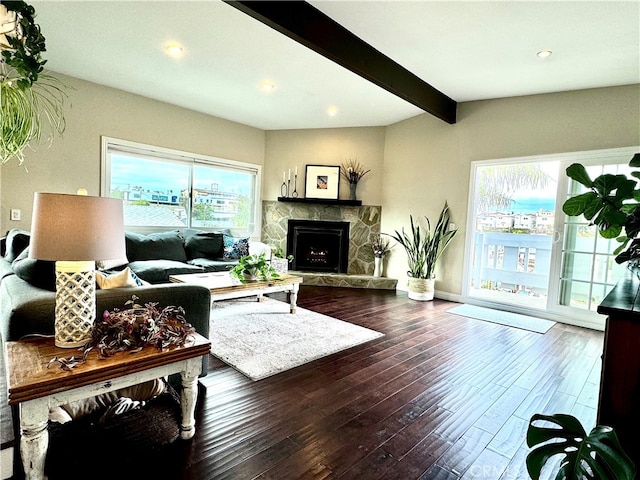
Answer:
top-left (271, 245), bottom-right (293, 262)
top-left (563, 153), bottom-right (640, 264)
top-left (1, 1), bottom-right (69, 165)
top-left (526, 413), bottom-right (635, 480)
top-left (48, 296), bottom-right (195, 371)
top-left (1, 1), bottom-right (47, 87)
top-left (230, 253), bottom-right (280, 281)
top-left (385, 202), bottom-right (457, 279)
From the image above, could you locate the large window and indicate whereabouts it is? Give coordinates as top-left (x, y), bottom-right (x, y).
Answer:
top-left (101, 137), bottom-right (261, 236)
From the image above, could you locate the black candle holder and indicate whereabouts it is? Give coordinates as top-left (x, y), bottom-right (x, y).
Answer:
top-left (292, 174), bottom-right (298, 198)
top-left (281, 181), bottom-right (288, 197)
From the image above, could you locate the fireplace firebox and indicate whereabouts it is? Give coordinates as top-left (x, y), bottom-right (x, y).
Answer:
top-left (287, 220), bottom-right (349, 273)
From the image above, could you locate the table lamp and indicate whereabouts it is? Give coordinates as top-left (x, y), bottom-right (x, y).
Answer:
top-left (29, 192), bottom-right (125, 348)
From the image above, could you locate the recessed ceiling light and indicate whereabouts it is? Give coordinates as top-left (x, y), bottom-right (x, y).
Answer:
top-left (260, 81), bottom-right (276, 92)
top-left (536, 50), bottom-right (552, 59)
top-left (327, 106), bottom-right (338, 117)
top-left (165, 42), bottom-right (184, 58)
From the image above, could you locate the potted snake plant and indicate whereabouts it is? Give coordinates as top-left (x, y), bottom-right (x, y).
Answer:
top-left (386, 201), bottom-right (457, 301)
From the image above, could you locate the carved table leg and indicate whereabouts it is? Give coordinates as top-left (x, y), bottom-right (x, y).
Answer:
top-left (289, 283), bottom-right (299, 314)
top-left (179, 359), bottom-right (202, 440)
top-left (20, 400), bottom-right (49, 480)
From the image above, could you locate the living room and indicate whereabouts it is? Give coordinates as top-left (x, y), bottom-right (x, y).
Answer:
top-left (1, 1), bottom-right (640, 479)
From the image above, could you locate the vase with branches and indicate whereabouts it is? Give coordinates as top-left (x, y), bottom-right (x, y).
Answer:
top-left (340, 158), bottom-right (370, 201)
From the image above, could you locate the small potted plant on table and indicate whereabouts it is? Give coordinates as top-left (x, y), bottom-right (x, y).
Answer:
top-left (230, 253), bottom-right (280, 281)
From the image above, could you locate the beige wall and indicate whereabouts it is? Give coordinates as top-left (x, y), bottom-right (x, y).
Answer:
top-left (383, 84), bottom-right (640, 295)
top-left (0, 73), bottom-right (265, 234)
top-left (264, 127), bottom-right (386, 205)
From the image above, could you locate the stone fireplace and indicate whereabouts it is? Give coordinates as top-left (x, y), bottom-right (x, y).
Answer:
top-left (261, 200), bottom-right (397, 289)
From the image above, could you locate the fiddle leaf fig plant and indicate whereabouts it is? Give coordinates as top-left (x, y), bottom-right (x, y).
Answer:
top-left (526, 413), bottom-right (635, 480)
top-left (563, 153), bottom-right (640, 264)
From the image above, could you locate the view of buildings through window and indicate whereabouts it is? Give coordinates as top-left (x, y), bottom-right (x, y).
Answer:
top-left (469, 161), bottom-right (558, 309)
top-left (468, 153), bottom-right (632, 316)
top-left (104, 140), bottom-right (258, 234)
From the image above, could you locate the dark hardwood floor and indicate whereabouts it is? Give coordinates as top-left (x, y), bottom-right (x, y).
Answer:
top-left (190, 286), bottom-right (603, 480)
top-left (9, 286), bottom-right (604, 479)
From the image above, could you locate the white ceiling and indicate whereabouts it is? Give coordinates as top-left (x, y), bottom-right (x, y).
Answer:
top-left (31, 1), bottom-right (640, 130)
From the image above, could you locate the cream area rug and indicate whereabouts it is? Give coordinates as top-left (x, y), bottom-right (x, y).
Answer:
top-left (209, 298), bottom-right (384, 381)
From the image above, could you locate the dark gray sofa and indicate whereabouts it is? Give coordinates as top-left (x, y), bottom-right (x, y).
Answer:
top-left (120, 229), bottom-right (245, 283)
top-left (0, 230), bottom-right (214, 376)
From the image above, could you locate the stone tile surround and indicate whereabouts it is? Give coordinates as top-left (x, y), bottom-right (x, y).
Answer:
top-left (261, 200), bottom-right (397, 289)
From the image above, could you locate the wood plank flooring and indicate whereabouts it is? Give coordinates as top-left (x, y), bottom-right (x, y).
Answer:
top-left (191, 286), bottom-right (603, 480)
top-left (10, 286), bottom-right (604, 480)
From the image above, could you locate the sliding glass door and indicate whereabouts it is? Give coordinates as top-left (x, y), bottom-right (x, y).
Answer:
top-left (466, 161), bottom-right (558, 310)
top-left (463, 147), bottom-right (639, 328)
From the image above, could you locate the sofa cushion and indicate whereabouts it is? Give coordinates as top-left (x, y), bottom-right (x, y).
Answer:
top-left (128, 260), bottom-right (203, 284)
top-left (4, 229), bottom-right (30, 263)
top-left (11, 247), bottom-right (56, 291)
top-left (223, 236), bottom-right (249, 259)
top-left (125, 231), bottom-right (187, 263)
top-left (184, 231), bottom-right (224, 260)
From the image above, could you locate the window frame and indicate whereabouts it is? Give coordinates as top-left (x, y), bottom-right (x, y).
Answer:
top-left (100, 136), bottom-right (262, 237)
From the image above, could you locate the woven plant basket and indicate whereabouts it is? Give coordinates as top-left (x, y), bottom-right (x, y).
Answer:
top-left (407, 277), bottom-right (435, 301)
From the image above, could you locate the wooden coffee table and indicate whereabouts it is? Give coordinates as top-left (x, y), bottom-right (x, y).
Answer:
top-left (169, 272), bottom-right (303, 313)
top-left (5, 333), bottom-right (210, 480)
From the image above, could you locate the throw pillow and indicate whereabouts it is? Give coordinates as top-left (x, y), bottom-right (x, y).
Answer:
top-left (184, 231), bottom-right (224, 260)
top-left (11, 247), bottom-right (56, 291)
top-left (96, 267), bottom-right (140, 289)
top-left (125, 230), bottom-right (187, 263)
top-left (223, 237), bottom-right (249, 259)
top-left (4, 228), bottom-right (30, 263)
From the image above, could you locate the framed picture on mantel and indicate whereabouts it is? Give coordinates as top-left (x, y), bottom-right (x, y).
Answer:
top-left (305, 165), bottom-right (340, 200)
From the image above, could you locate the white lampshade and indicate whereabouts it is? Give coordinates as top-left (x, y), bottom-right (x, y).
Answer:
top-left (29, 192), bottom-right (125, 261)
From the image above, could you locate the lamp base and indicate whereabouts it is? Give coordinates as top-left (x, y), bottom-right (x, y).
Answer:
top-left (55, 261), bottom-right (96, 348)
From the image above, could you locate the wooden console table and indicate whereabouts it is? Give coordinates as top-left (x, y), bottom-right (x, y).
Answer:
top-left (5, 333), bottom-right (211, 480)
top-left (596, 268), bottom-right (640, 462)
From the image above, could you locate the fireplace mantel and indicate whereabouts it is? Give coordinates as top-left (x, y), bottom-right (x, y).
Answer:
top-left (277, 197), bottom-right (362, 207)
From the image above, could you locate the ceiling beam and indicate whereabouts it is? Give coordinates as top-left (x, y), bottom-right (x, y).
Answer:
top-left (225, 0), bottom-right (457, 124)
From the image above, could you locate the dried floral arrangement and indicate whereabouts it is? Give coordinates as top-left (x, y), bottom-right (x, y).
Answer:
top-left (49, 296), bottom-right (195, 371)
top-left (371, 235), bottom-right (392, 258)
top-left (340, 158), bottom-right (371, 184)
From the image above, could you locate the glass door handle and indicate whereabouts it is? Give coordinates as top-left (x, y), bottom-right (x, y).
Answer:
top-left (553, 231), bottom-right (563, 243)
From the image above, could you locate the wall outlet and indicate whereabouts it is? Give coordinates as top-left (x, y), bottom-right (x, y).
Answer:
top-left (10, 209), bottom-right (21, 221)
top-left (449, 222), bottom-right (456, 231)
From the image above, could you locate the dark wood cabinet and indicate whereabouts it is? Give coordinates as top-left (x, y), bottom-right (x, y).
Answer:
top-left (597, 269), bottom-right (640, 462)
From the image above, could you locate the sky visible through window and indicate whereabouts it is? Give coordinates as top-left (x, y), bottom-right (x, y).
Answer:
top-left (111, 155), bottom-right (252, 195)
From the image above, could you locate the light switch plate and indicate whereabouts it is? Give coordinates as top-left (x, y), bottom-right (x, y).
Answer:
top-left (10, 209), bottom-right (21, 221)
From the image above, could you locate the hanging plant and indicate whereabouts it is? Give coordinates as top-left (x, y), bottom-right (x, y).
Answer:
top-left (1, 1), bottom-right (68, 166)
